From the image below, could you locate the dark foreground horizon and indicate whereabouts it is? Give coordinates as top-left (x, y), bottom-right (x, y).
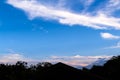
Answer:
top-left (0, 55), bottom-right (120, 80)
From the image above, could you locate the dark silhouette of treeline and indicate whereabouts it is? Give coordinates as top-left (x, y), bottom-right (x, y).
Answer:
top-left (82, 55), bottom-right (120, 80)
top-left (0, 55), bottom-right (120, 80)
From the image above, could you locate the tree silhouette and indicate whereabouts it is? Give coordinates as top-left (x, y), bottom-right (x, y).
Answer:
top-left (90, 55), bottom-right (120, 80)
top-left (0, 55), bottom-right (120, 80)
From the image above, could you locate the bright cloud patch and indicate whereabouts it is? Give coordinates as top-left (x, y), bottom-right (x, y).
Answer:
top-left (0, 53), bottom-right (112, 67)
top-left (46, 55), bottom-right (112, 66)
top-left (0, 53), bottom-right (31, 63)
top-left (7, 0), bottom-right (120, 30)
top-left (100, 32), bottom-right (120, 39)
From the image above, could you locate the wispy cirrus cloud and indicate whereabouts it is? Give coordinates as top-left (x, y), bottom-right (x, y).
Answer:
top-left (105, 0), bottom-right (120, 14)
top-left (104, 41), bottom-right (120, 49)
top-left (31, 24), bottom-right (48, 33)
top-left (100, 32), bottom-right (120, 39)
top-left (6, 0), bottom-right (120, 30)
top-left (81, 0), bottom-right (94, 7)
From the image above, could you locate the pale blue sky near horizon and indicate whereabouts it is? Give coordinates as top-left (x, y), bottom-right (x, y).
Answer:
top-left (0, 0), bottom-right (120, 65)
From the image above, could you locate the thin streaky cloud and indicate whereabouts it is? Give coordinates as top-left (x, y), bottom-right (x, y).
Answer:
top-left (0, 53), bottom-right (112, 66)
top-left (100, 0), bottom-right (120, 15)
top-left (31, 24), bottom-right (48, 33)
top-left (48, 55), bottom-right (112, 66)
top-left (104, 42), bottom-right (120, 49)
top-left (100, 32), bottom-right (120, 39)
top-left (79, 0), bottom-right (95, 14)
top-left (57, 0), bottom-right (66, 8)
top-left (83, 0), bottom-right (94, 7)
top-left (7, 0), bottom-right (120, 30)
top-left (108, 0), bottom-right (120, 10)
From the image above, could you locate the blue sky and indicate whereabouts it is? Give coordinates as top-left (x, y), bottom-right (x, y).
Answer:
top-left (0, 0), bottom-right (120, 66)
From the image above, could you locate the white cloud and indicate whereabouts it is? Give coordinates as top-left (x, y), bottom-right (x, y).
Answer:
top-left (46, 55), bottom-right (112, 66)
top-left (0, 53), bottom-right (30, 63)
top-left (82, 0), bottom-right (94, 7)
top-left (107, 0), bottom-right (120, 12)
top-left (0, 52), bottom-right (112, 67)
top-left (100, 32), bottom-right (120, 39)
top-left (0, 49), bottom-right (32, 63)
top-left (99, 0), bottom-right (120, 15)
top-left (6, 0), bottom-right (120, 30)
top-left (105, 41), bottom-right (120, 49)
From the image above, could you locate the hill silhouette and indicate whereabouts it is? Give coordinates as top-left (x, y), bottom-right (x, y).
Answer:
top-left (39, 62), bottom-right (106, 80)
top-left (0, 55), bottom-right (120, 80)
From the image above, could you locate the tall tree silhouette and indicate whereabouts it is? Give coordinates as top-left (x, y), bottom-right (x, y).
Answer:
top-left (90, 55), bottom-right (120, 80)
